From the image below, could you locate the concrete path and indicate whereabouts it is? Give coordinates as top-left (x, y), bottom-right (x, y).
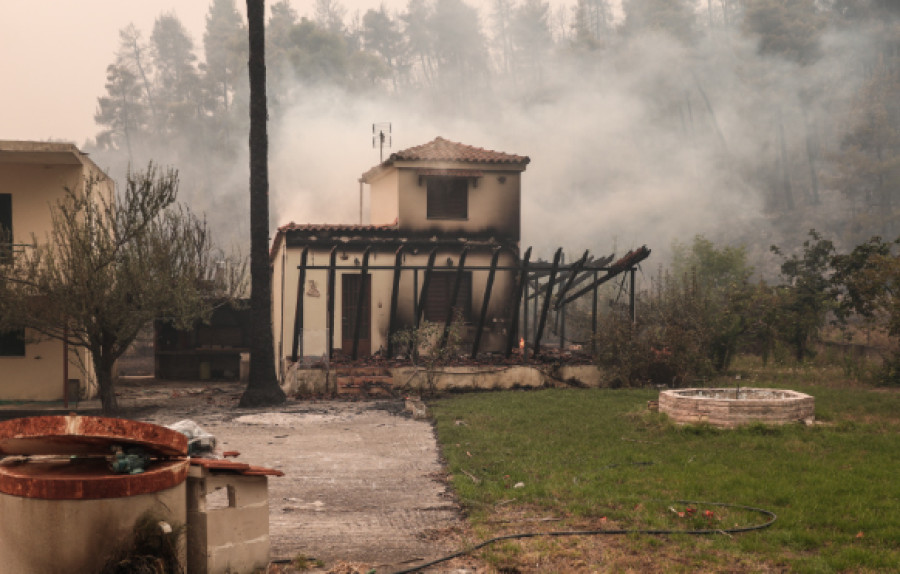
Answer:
top-left (120, 380), bottom-right (462, 571)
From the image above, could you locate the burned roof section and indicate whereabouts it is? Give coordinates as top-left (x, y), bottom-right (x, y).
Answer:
top-left (271, 220), bottom-right (519, 259)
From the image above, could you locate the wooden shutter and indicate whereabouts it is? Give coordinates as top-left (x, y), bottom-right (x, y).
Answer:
top-left (426, 178), bottom-right (467, 219)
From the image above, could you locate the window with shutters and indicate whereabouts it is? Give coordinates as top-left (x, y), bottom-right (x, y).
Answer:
top-left (426, 177), bottom-right (467, 220)
top-left (424, 271), bottom-right (472, 323)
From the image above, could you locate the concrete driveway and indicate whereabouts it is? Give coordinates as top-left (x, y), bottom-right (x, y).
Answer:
top-left (120, 380), bottom-right (462, 572)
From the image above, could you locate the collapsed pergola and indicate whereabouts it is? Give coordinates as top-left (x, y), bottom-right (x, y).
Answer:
top-left (290, 244), bottom-right (651, 362)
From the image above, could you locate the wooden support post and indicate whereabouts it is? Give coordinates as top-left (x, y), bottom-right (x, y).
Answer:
top-left (290, 247), bottom-right (308, 362)
top-left (533, 247), bottom-right (563, 357)
top-left (522, 271), bottom-right (530, 352)
top-left (413, 269), bottom-right (419, 322)
top-left (351, 247), bottom-right (371, 360)
top-left (630, 267), bottom-right (636, 323)
top-left (386, 246), bottom-right (404, 357)
top-left (415, 249), bottom-right (438, 328)
top-left (440, 247), bottom-right (469, 350)
top-left (506, 247), bottom-right (532, 358)
top-left (326, 247), bottom-right (337, 360)
top-left (591, 270), bottom-right (598, 356)
top-left (532, 277), bottom-right (538, 343)
top-left (471, 248), bottom-right (500, 358)
top-left (560, 299), bottom-right (566, 350)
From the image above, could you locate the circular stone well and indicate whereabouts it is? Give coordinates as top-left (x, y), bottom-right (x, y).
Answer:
top-left (658, 388), bottom-right (814, 428)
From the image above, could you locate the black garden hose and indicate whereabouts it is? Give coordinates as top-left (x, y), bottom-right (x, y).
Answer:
top-left (391, 500), bottom-right (777, 574)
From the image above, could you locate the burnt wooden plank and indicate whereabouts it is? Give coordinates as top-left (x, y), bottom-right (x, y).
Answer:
top-left (591, 270), bottom-right (599, 356)
top-left (555, 250), bottom-right (590, 309)
top-left (471, 248), bottom-right (500, 358)
top-left (560, 247), bottom-right (651, 306)
top-left (630, 267), bottom-right (637, 322)
top-left (440, 248), bottom-right (469, 350)
top-left (351, 247), bottom-right (371, 359)
top-left (532, 253), bottom-right (608, 299)
top-left (522, 267), bottom-right (530, 351)
top-left (415, 249), bottom-right (438, 328)
top-left (533, 247), bottom-right (563, 357)
top-left (327, 247), bottom-right (337, 360)
top-left (386, 246), bottom-right (404, 357)
top-left (290, 247), bottom-right (309, 362)
top-left (505, 247), bottom-right (532, 357)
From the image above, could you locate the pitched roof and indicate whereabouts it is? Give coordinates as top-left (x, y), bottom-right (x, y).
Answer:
top-left (360, 137), bottom-right (529, 182)
top-left (391, 137), bottom-right (529, 164)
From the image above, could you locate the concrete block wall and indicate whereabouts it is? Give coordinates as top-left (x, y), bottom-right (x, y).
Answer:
top-left (187, 468), bottom-right (271, 574)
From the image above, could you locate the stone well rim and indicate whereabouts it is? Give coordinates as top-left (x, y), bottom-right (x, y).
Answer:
top-left (660, 387), bottom-right (813, 401)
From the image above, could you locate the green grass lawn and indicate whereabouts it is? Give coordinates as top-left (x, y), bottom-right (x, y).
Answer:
top-left (429, 366), bottom-right (900, 572)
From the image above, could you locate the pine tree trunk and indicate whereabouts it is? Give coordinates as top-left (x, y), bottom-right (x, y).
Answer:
top-left (240, 0), bottom-right (286, 408)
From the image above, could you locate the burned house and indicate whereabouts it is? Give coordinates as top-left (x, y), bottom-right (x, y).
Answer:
top-left (270, 137), bottom-right (530, 372)
top-left (154, 301), bottom-right (251, 381)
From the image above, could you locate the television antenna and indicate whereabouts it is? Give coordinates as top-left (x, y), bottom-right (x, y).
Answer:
top-left (372, 122), bottom-right (392, 162)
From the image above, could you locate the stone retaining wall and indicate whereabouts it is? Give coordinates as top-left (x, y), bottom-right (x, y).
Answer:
top-left (280, 362), bottom-right (606, 395)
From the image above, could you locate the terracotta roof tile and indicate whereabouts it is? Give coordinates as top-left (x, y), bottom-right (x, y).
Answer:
top-left (390, 137), bottom-right (529, 164)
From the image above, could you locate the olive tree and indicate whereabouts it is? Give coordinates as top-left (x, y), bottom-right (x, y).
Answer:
top-left (0, 164), bottom-right (242, 414)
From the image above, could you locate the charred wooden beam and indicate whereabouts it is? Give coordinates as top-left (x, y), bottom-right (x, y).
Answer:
top-left (290, 247), bottom-right (308, 362)
top-left (386, 246), bottom-right (404, 357)
top-left (440, 247), bottom-right (469, 350)
top-left (415, 249), bottom-right (438, 328)
top-left (554, 250), bottom-right (590, 309)
top-left (630, 267), bottom-right (637, 323)
top-left (560, 246), bottom-right (651, 306)
top-left (413, 269), bottom-right (419, 323)
top-left (528, 253), bottom-right (613, 273)
top-left (351, 247), bottom-right (371, 360)
top-left (506, 247), bottom-right (531, 357)
top-left (326, 246), bottom-right (337, 360)
top-left (522, 270), bottom-right (530, 350)
top-left (471, 248), bottom-right (501, 358)
top-left (591, 270), bottom-right (599, 356)
top-left (528, 253), bottom-right (614, 299)
top-left (533, 248), bottom-right (563, 357)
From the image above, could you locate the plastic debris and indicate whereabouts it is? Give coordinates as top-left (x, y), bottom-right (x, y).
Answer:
top-left (166, 419), bottom-right (217, 455)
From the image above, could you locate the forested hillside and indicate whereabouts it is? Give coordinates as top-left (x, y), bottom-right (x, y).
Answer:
top-left (86, 0), bottom-right (900, 274)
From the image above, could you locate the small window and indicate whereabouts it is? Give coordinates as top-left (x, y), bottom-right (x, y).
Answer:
top-left (424, 271), bottom-right (472, 323)
top-left (426, 177), bottom-right (467, 219)
top-left (0, 328), bottom-right (25, 357)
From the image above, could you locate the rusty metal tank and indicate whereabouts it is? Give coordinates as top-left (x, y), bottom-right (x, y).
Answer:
top-left (0, 415), bottom-right (189, 573)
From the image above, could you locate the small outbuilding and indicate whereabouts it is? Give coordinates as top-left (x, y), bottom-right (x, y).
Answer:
top-left (270, 137), bottom-right (530, 376)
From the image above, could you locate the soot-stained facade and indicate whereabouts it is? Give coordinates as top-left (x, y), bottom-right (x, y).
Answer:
top-left (270, 137), bottom-right (530, 370)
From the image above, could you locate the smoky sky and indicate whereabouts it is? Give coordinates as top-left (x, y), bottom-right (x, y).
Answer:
top-left (10, 1), bottom-right (892, 280)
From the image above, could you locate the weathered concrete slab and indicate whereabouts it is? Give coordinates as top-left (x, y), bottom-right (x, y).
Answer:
top-left (127, 382), bottom-right (460, 570)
